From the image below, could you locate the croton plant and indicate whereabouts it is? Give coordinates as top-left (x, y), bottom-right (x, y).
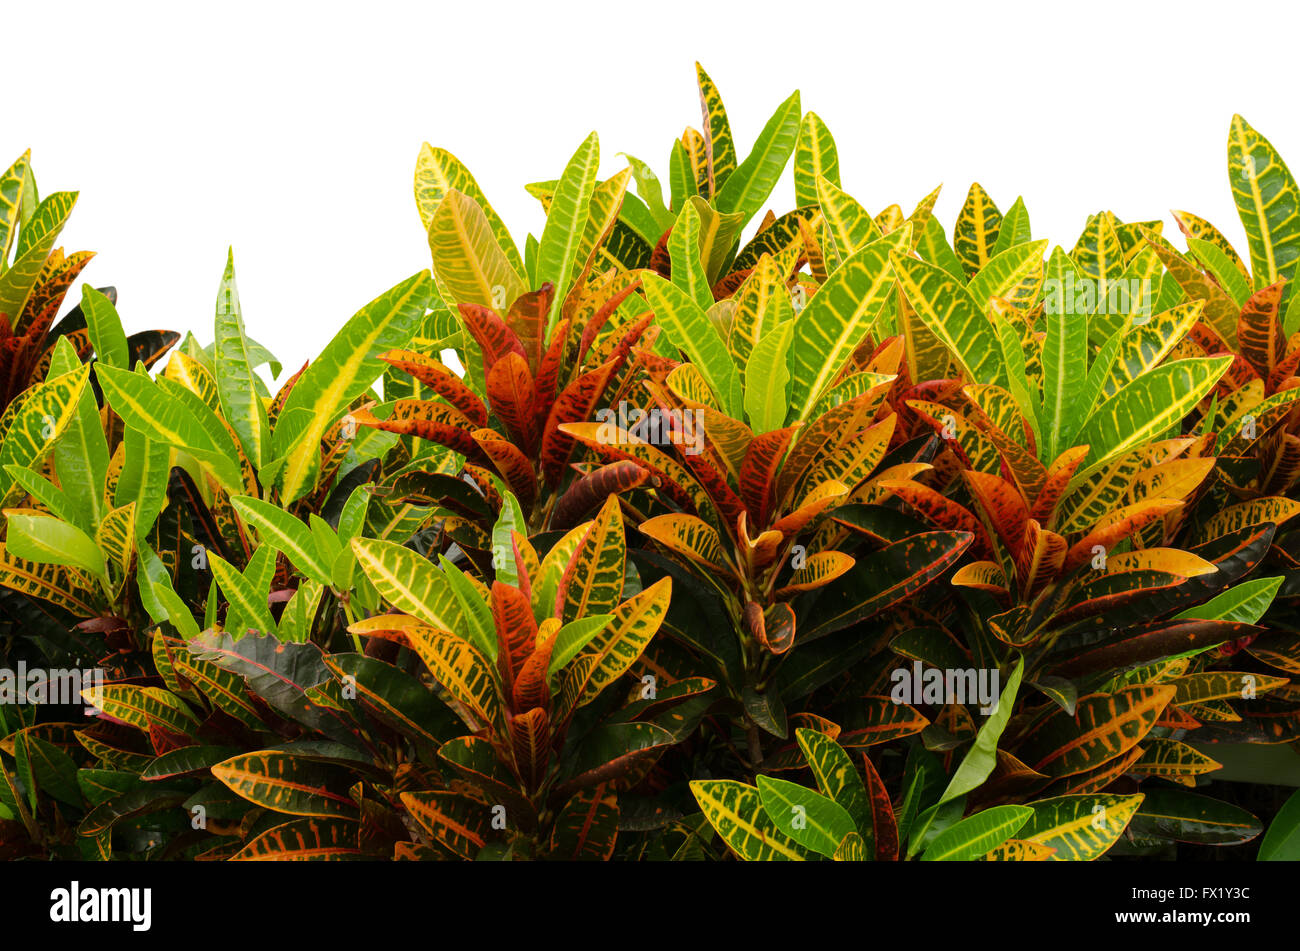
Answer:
top-left (3, 68), bottom-right (1300, 862)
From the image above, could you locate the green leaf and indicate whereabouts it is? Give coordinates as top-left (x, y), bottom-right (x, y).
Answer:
top-left (324, 653), bottom-right (460, 749)
top-left (4, 465), bottom-right (76, 524)
top-left (668, 202), bottom-right (713, 312)
top-left (1187, 236), bottom-right (1251, 308)
top-left (967, 239), bottom-right (1047, 310)
top-left (150, 580), bottom-right (202, 641)
top-left (795, 728), bottom-right (871, 838)
top-left (278, 580), bottom-right (324, 644)
top-left (690, 779), bottom-right (812, 861)
top-left (415, 143), bottom-right (523, 274)
top-left (685, 197), bottom-right (743, 284)
top-left (891, 250), bottom-right (1008, 391)
top-left (921, 804), bottom-right (1033, 861)
top-left (81, 286), bottom-right (129, 370)
top-left (437, 555), bottom-right (497, 662)
top-left (537, 132), bottom-right (600, 335)
top-left (621, 154), bottom-right (674, 233)
top-left (793, 112), bottom-right (839, 209)
top-left (243, 542), bottom-right (278, 599)
top-left (548, 614), bottom-right (613, 676)
top-left (789, 228), bottom-right (908, 419)
top-left (351, 537), bottom-right (460, 630)
top-left (1074, 357), bottom-right (1231, 473)
top-left (895, 743), bottom-right (945, 844)
top-left (906, 795), bottom-right (966, 858)
top-left (1259, 788), bottom-right (1300, 860)
top-left (990, 196), bottom-right (1031, 256)
top-left (953, 183), bottom-right (1002, 277)
top-left (213, 249), bottom-right (272, 470)
top-left (816, 176), bottom-right (879, 258)
top-left (307, 514), bottom-right (343, 577)
top-left (797, 531), bottom-right (973, 643)
top-left (231, 495), bottom-right (333, 585)
top-left (994, 313), bottom-right (1042, 436)
top-left (1042, 247), bottom-right (1088, 461)
top-left (5, 512), bottom-right (107, 583)
top-left (429, 190), bottom-right (526, 314)
top-left (641, 273), bottom-right (742, 416)
top-left (0, 151), bottom-right (30, 268)
top-left (1019, 794), bottom-right (1144, 860)
top-left (1129, 789), bottom-right (1261, 845)
top-left (0, 191), bottom-right (75, 325)
top-left (1227, 115), bottom-right (1300, 289)
top-left (97, 364), bottom-right (245, 495)
top-left (744, 319), bottom-right (792, 433)
top-left (15, 733), bottom-right (81, 808)
top-left (937, 657), bottom-right (1024, 805)
top-left (0, 367), bottom-right (89, 506)
top-left (756, 774), bottom-right (857, 859)
top-left (668, 139), bottom-right (697, 212)
top-left (270, 270), bottom-right (432, 502)
top-left (53, 359), bottom-right (110, 532)
top-left (212, 751), bottom-right (357, 818)
top-left (114, 426), bottom-right (170, 539)
top-left (916, 216), bottom-right (967, 282)
top-left (1175, 576), bottom-right (1282, 624)
top-left (209, 552), bottom-right (277, 638)
top-left (491, 486), bottom-right (524, 587)
top-left (336, 485), bottom-right (372, 544)
top-left (694, 63), bottom-right (737, 194)
top-left (714, 90), bottom-right (801, 225)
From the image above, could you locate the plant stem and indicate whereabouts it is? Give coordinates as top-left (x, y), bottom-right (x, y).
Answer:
top-left (339, 594), bottom-right (363, 653)
top-left (745, 720), bottom-right (764, 775)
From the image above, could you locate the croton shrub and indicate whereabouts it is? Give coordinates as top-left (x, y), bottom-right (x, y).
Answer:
top-left (4, 66), bottom-right (1300, 862)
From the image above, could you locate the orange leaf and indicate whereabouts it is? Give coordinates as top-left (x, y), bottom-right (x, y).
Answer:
top-left (739, 425), bottom-right (799, 526)
top-left (493, 582), bottom-right (537, 694)
top-left (485, 351), bottom-right (537, 452)
top-left (1063, 499), bottom-right (1184, 570)
top-left (539, 361), bottom-right (617, 485)
top-left (1237, 280), bottom-right (1285, 382)
top-left (472, 428), bottom-right (537, 507)
top-left (505, 283), bottom-right (554, 373)
top-left (963, 470), bottom-right (1029, 558)
top-left (512, 619), bottom-right (558, 713)
top-left (459, 301), bottom-right (526, 378)
top-left (509, 707), bottom-right (551, 791)
top-left (378, 349), bottom-right (489, 425)
top-left (1031, 445), bottom-right (1091, 524)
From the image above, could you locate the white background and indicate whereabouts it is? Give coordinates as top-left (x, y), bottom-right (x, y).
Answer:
top-left (4, 0), bottom-right (1296, 380)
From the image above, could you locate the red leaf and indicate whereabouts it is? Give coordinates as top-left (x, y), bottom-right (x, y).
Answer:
top-left (578, 279), bottom-right (644, 366)
top-left (1237, 280), bottom-right (1285, 381)
top-left (552, 460), bottom-right (650, 529)
top-left (351, 402), bottom-right (489, 466)
top-left (378, 349), bottom-right (488, 426)
top-left (539, 361), bottom-right (618, 485)
top-left (492, 582), bottom-right (537, 694)
top-left (862, 753), bottom-right (899, 861)
top-left (471, 428), bottom-right (538, 508)
top-left (509, 707), bottom-right (551, 792)
top-left (739, 426), bottom-right (799, 528)
top-left (486, 352), bottom-right (538, 453)
top-left (459, 302), bottom-right (527, 379)
top-left (505, 283), bottom-right (554, 373)
top-left (962, 470), bottom-right (1029, 558)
